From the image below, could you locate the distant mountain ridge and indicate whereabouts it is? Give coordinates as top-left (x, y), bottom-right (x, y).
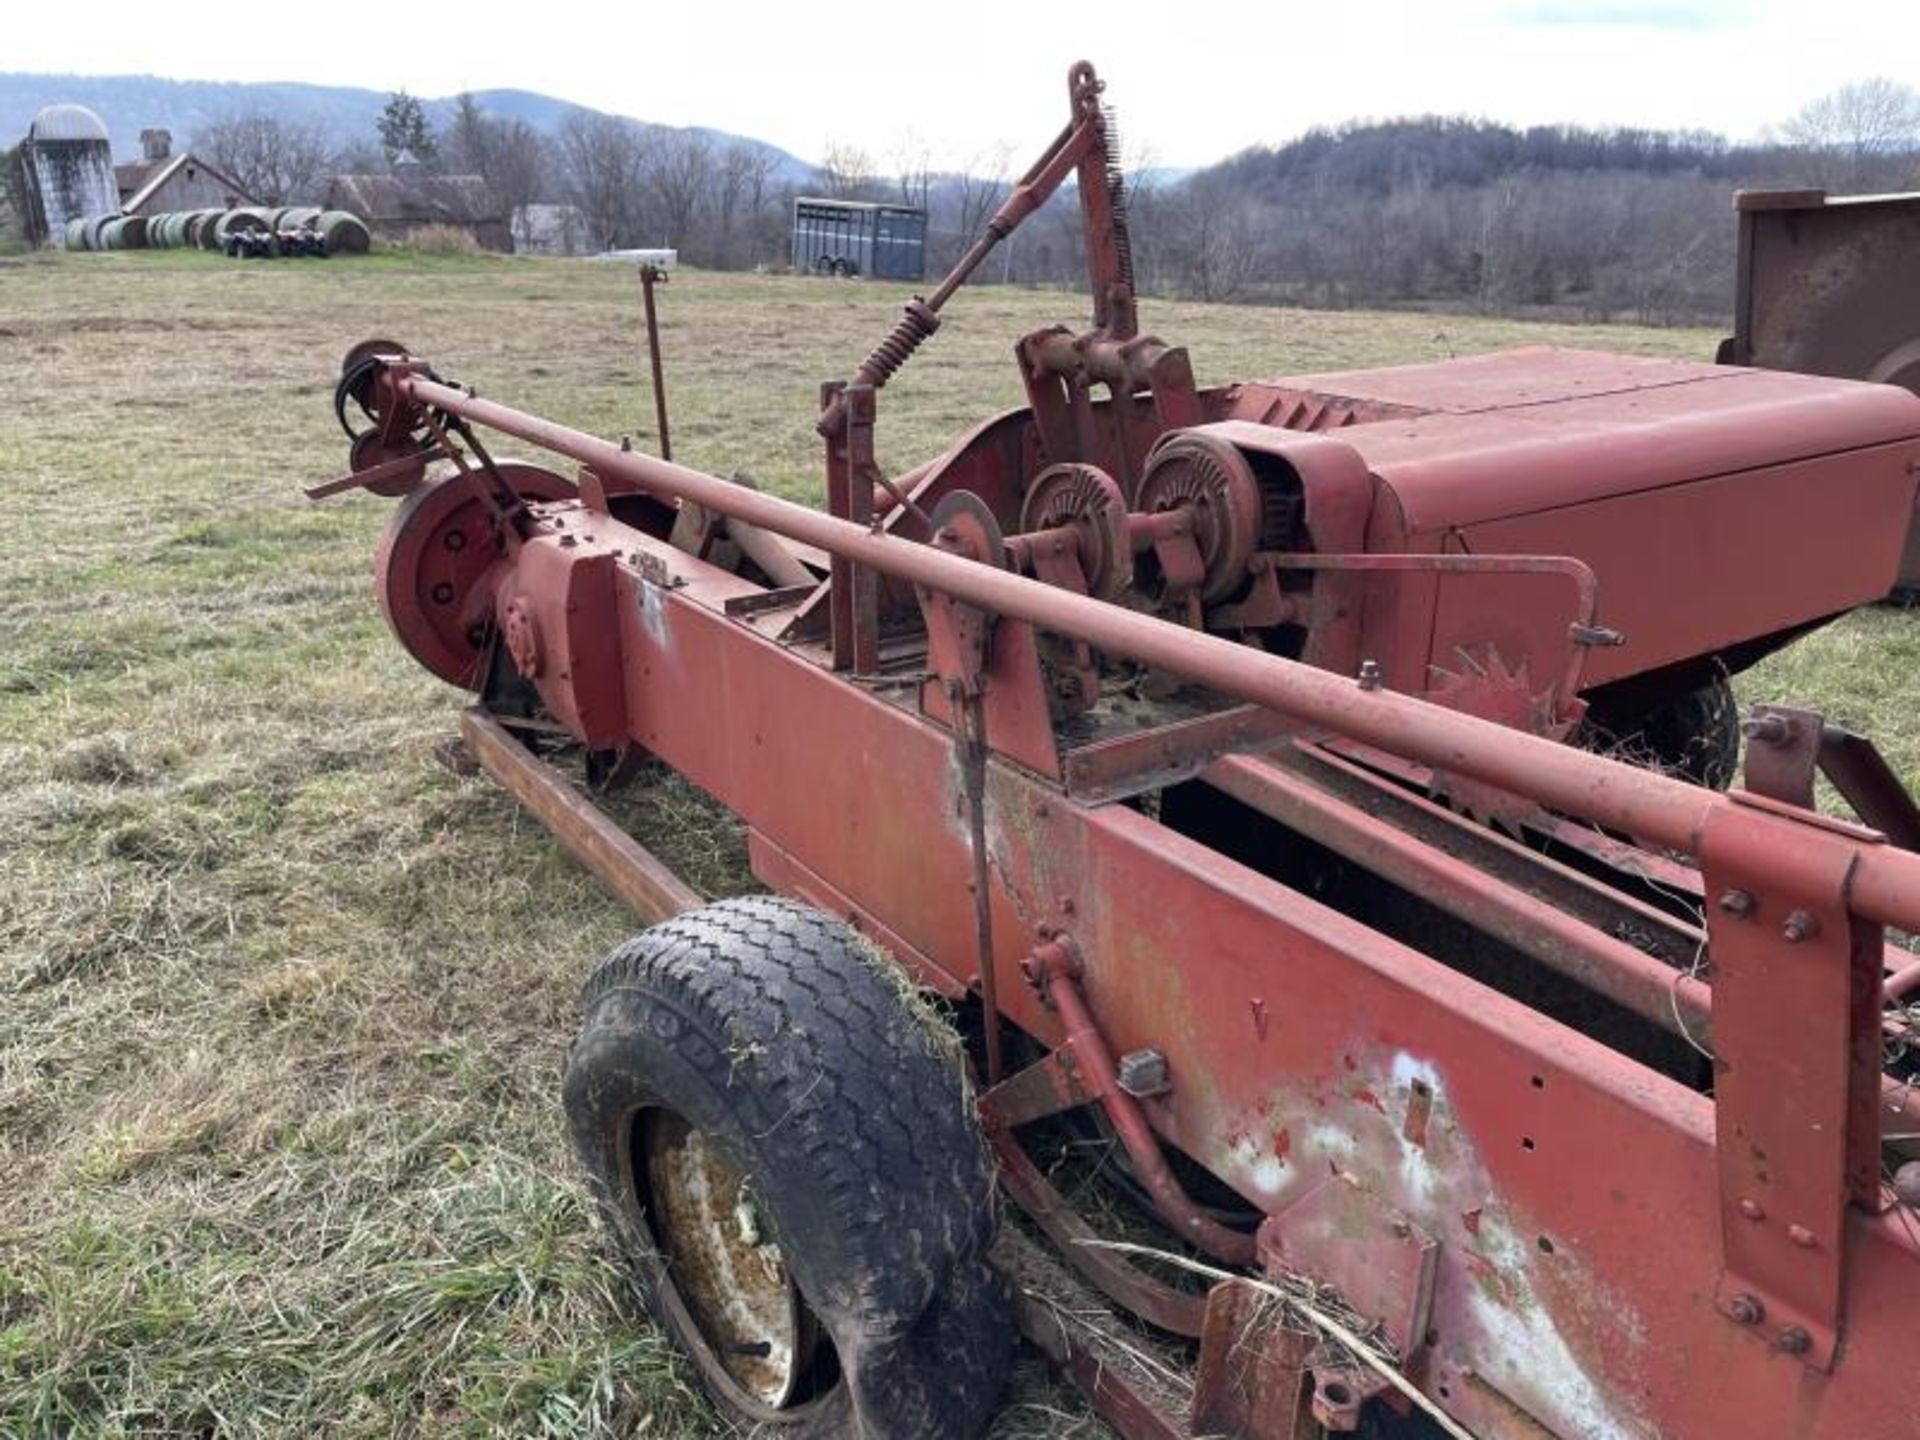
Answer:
top-left (0, 72), bottom-right (812, 181)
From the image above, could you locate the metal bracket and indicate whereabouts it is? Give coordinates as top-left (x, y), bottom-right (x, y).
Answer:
top-left (1256, 1181), bottom-right (1439, 1362)
top-left (1700, 799), bottom-right (1884, 1369)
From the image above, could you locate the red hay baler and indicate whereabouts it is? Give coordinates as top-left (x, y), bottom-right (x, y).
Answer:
top-left (315, 62), bottom-right (1920, 1440)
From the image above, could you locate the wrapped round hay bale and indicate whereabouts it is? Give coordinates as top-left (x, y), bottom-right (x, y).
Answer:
top-left (317, 211), bottom-right (372, 255)
top-left (157, 213), bottom-right (185, 248)
top-left (99, 217), bottom-right (126, 249)
top-left (191, 209), bottom-right (224, 249)
top-left (214, 208), bottom-right (270, 245)
top-left (83, 214), bottom-right (114, 251)
top-left (64, 216), bottom-right (89, 249)
top-left (119, 215), bottom-right (149, 249)
top-left (148, 214), bottom-right (171, 248)
top-left (280, 206), bottom-right (323, 233)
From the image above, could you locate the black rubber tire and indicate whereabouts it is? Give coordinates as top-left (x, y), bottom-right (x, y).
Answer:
top-left (563, 896), bottom-right (1010, 1437)
top-left (1582, 677), bottom-right (1740, 789)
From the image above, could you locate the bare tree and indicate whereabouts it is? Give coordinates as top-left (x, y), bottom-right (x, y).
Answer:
top-left (559, 112), bottom-right (650, 251)
top-left (1165, 179), bottom-right (1266, 302)
top-left (193, 112), bottom-right (334, 205)
top-left (489, 121), bottom-right (548, 243)
top-left (711, 141), bottom-right (779, 268)
top-left (816, 142), bottom-right (880, 200)
top-left (441, 93), bottom-right (493, 175)
top-left (1780, 77), bottom-right (1920, 191)
top-left (644, 129), bottom-right (713, 251)
top-left (954, 143), bottom-right (1012, 238)
top-left (890, 131), bottom-right (933, 211)
top-left (440, 95), bottom-right (549, 249)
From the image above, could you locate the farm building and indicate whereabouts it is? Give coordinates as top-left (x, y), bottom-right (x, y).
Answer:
top-left (115, 129), bottom-right (256, 215)
top-left (1, 104), bottom-right (119, 247)
top-left (323, 164), bottom-right (510, 251)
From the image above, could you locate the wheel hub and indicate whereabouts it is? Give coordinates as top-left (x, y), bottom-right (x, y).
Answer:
top-left (643, 1110), bottom-right (811, 1408)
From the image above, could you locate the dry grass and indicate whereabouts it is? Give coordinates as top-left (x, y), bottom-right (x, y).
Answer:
top-left (1, 246), bottom-right (1912, 1436)
top-left (398, 225), bottom-right (485, 258)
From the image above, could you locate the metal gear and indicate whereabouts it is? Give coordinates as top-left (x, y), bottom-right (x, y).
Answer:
top-left (1134, 433), bottom-right (1264, 603)
top-left (1018, 462), bottom-right (1133, 600)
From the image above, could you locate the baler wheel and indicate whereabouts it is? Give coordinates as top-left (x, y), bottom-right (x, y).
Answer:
top-left (1582, 676), bottom-right (1741, 789)
top-left (563, 897), bottom-right (1010, 1437)
top-left (374, 464), bottom-right (576, 688)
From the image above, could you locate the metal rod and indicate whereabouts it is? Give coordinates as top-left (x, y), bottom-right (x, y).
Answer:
top-left (639, 264), bottom-right (672, 462)
top-left (461, 708), bottom-right (701, 922)
top-left (1206, 753), bottom-right (1714, 1039)
top-left (960, 689), bottom-right (1005, 1086)
top-left (396, 374), bottom-right (1920, 935)
top-left (1029, 940), bottom-right (1257, 1265)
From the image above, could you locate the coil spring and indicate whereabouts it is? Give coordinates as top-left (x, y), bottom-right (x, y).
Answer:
top-left (1097, 104), bottom-right (1136, 292)
top-left (858, 299), bottom-right (940, 387)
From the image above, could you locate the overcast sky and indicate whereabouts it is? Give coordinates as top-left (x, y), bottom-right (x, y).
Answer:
top-left (8, 0), bottom-right (1917, 168)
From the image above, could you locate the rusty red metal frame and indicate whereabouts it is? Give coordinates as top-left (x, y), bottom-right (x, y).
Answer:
top-left (325, 65), bottom-right (1920, 1440)
top-left (348, 361), bottom-right (1920, 1436)
top-left (392, 371), bottom-right (1920, 930)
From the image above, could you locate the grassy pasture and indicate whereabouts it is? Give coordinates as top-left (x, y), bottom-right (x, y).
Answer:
top-left (1, 247), bottom-right (1916, 1437)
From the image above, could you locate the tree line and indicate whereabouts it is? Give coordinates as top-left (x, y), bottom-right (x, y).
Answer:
top-left (190, 77), bottom-right (1920, 325)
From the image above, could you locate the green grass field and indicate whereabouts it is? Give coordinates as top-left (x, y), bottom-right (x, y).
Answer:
top-left (3, 247), bottom-right (1917, 1437)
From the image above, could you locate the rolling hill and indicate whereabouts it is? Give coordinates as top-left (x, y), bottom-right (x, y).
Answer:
top-left (0, 72), bottom-right (811, 181)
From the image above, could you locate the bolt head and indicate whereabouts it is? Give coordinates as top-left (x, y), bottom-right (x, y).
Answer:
top-left (1775, 1326), bottom-right (1812, 1356)
top-left (1116, 1048), bottom-right (1172, 1098)
top-left (1718, 888), bottom-right (1756, 919)
top-left (1782, 909), bottom-right (1821, 943)
top-left (1894, 1160), bottom-right (1920, 1208)
top-left (1738, 1198), bottom-right (1765, 1221)
top-left (1787, 1224), bottom-right (1816, 1248)
top-left (1727, 1292), bottom-right (1765, 1325)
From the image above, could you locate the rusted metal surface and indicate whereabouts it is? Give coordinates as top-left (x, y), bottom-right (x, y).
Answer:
top-left (376, 368), bottom-right (1920, 929)
top-left (318, 60), bottom-right (1920, 1440)
top-left (1189, 1280), bottom-right (1317, 1439)
top-left (1720, 188), bottom-right (1920, 590)
top-left (638, 262), bottom-right (672, 462)
top-left (1745, 703), bottom-right (1920, 852)
top-left (458, 708), bottom-right (700, 922)
top-left (1024, 938), bottom-right (1257, 1265)
top-left (1698, 800), bottom-right (1885, 1369)
top-left (643, 1109), bottom-right (811, 1404)
top-left (330, 340), bottom-right (1920, 1439)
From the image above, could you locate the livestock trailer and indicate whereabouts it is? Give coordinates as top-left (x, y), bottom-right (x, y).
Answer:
top-left (792, 195), bottom-right (926, 279)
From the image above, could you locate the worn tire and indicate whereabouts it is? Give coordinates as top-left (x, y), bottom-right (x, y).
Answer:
top-left (1583, 677), bottom-right (1740, 789)
top-left (564, 896), bottom-right (1010, 1437)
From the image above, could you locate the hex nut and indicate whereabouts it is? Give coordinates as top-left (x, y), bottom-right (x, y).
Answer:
top-left (1116, 1048), bottom-right (1171, 1098)
top-left (1781, 910), bottom-right (1821, 943)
